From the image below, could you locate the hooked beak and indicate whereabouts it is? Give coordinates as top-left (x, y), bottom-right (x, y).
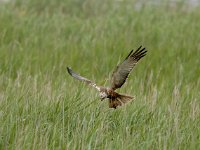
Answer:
top-left (101, 98), bottom-right (105, 101)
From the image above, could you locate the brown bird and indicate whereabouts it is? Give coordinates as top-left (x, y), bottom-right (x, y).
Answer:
top-left (67, 46), bottom-right (147, 109)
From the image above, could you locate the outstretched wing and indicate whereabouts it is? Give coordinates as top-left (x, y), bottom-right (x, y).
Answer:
top-left (110, 46), bottom-right (147, 90)
top-left (67, 67), bottom-right (101, 91)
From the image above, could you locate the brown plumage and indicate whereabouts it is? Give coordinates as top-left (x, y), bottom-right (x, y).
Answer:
top-left (67, 46), bottom-right (147, 109)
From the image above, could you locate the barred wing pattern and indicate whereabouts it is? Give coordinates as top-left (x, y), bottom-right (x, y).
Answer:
top-left (67, 67), bottom-right (101, 91)
top-left (111, 46), bottom-right (147, 90)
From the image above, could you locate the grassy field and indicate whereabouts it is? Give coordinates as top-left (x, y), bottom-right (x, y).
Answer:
top-left (0, 0), bottom-right (200, 149)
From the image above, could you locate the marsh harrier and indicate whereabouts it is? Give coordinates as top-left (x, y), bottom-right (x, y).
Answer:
top-left (67, 46), bottom-right (147, 109)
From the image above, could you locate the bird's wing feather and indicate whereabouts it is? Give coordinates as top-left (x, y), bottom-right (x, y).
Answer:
top-left (110, 46), bottom-right (147, 90)
top-left (67, 67), bottom-right (101, 91)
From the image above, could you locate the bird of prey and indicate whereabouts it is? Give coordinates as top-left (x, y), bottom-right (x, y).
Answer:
top-left (67, 46), bottom-right (147, 109)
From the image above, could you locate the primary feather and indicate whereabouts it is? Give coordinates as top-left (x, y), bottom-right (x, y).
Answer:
top-left (67, 67), bottom-right (101, 91)
top-left (111, 46), bottom-right (147, 90)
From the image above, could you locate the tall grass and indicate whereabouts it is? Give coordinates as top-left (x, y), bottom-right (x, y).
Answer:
top-left (0, 0), bottom-right (200, 149)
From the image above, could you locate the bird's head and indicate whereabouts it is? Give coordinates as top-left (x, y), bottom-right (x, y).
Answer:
top-left (99, 92), bottom-right (108, 101)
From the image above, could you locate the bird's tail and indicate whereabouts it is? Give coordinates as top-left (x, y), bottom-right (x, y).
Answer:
top-left (109, 94), bottom-right (134, 109)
